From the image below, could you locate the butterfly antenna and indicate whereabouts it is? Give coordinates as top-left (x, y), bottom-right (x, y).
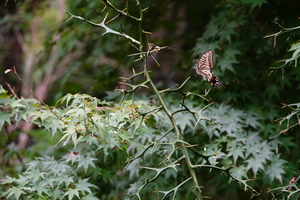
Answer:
top-left (219, 82), bottom-right (226, 88)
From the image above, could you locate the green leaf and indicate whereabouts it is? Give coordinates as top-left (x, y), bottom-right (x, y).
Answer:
top-left (279, 137), bottom-right (298, 153)
top-left (229, 165), bottom-right (248, 180)
top-left (81, 193), bottom-right (100, 200)
top-left (56, 175), bottom-right (74, 188)
top-left (49, 187), bottom-right (64, 200)
top-left (0, 85), bottom-right (7, 94)
top-left (64, 188), bottom-right (80, 200)
top-left (244, 155), bottom-right (266, 176)
top-left (50, 161), bottom-right (71, 175)
top-left (36, 181), bottom-right (49, 196)
top-left (265, 154), bottom-right (286, 183)
top-left (174, 111), bottom-right (194, 131)
top-left (5, 186), bottom-right (25, 200)
top-left (15, 174), bottom-right (28, 187)
top-left (25, 159), bottom-right (40, 171)
top-left (10, 99), bottom-right (27, 109)
top-left (77, 153), bottom-right (97, 173)
top-left (24, 168), bottom-right (46, 183)
top-left (239, 0), bottom-right (266, 10)
top-left (55, 125), bottom-right (77, 146)
top-left (0, 111), bottom-right (12, 130)
top-left (3, 175), bottom-right (16, 184)
top-left (76, 178), bottom-right (98, 194)
top-left (217, 53), bottom-right (238, 73)
top-left (226, 145), bottom-right (245, 164)
top-left (62, 152), bottom-right (81, 164)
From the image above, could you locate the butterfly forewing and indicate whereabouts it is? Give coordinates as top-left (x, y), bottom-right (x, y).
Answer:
top-left (195, 50), bottom-right (214, 81)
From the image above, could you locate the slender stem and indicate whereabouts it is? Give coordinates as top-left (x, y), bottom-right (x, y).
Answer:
top-left (143, 61), bottom-right (202, 199)
top-left (5, 83), bottom-right (19, 99)
top-left (64, 10), bottom-right (140, 45)
top-left (66, 2), bottom-right (203, 198)
top-left (137, 2), bottom-right (202, 195)
top-left (8, 67), bottom-right (67, 125)
top-left (136, 0), bottom-right (143, 52)
top-left (103, 0), bottom-right (141, 21)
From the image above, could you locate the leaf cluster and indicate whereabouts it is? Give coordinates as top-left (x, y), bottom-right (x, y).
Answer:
top-left (2, 0), bottom-right (300, 199)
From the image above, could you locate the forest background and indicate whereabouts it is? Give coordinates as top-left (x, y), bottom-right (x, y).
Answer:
top-left (1, 0), bottom-right (300, 199)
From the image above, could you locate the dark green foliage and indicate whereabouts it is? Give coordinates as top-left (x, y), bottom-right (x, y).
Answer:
top-left (1, 0), bottom-right (300, 200)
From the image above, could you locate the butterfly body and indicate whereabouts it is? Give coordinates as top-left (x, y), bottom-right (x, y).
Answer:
top-left (209, 75), bottom-right (225, 88)
top-left (195, 50), bottom-right (225, 88)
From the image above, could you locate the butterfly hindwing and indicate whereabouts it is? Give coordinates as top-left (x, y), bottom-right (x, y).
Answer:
top-left (195, 50), bottom-right (214, 81)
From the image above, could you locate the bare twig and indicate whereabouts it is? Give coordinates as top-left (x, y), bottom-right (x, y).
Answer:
top-left (264, 21), bottom-right (300, 47)
top-left (64, 10), bottom-right (140, 45)
top-left (5, 67), bottom-right (67, 125)
top-left (5, 83), bottom-right (19, 99)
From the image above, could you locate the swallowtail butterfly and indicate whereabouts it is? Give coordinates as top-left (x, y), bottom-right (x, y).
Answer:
top-left (195, 50), bottom-right (225, 88)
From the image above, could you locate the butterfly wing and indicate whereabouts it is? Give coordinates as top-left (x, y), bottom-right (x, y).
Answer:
top-left (195, 50), bottom-right (214, 81)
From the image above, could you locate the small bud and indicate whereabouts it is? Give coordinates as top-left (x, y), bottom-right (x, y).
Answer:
top-left (4, 69), bottom-right (12, 74)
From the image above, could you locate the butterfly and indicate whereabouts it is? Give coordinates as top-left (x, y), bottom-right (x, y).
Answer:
top-left (195, 50), bottom-right (225, 88)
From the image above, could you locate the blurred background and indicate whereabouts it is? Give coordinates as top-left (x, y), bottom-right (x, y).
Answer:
top-left (1, 0), bottom-right (300, 105)
top-left (1, 0), bottom-right (300, 198)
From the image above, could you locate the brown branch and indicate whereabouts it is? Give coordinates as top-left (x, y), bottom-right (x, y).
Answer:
top-left (5, 83), bottom-right (19, 99)
top-left (5, 67), bottom-right (67, 125)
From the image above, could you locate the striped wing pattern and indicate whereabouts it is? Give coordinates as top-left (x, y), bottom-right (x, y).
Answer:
top-left (195, 50), bottom-right (225, 88)
top-left (195, 50), bottom-right (214, 81)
